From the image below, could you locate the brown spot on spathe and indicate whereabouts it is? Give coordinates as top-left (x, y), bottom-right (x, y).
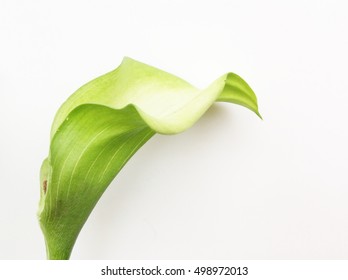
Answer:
top-left (43, 180), bottom-right (47, 194)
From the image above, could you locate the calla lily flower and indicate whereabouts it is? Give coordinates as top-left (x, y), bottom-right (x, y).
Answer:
top-left (38, 57), bottom-right (261, 259)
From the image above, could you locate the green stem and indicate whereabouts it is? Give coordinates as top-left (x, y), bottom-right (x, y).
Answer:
top-left (40, 220), bottom-right (75, 260)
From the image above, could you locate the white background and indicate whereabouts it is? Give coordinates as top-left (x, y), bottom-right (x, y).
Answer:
top-left (1, 0), bottom-right (347, 260)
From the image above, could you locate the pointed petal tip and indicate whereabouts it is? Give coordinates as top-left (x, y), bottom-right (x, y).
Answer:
top-left (256, 110), bottom-right (263, 120)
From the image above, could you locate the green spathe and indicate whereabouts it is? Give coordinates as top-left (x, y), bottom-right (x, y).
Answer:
top-left (38, 57), bottom-right (261, 259)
